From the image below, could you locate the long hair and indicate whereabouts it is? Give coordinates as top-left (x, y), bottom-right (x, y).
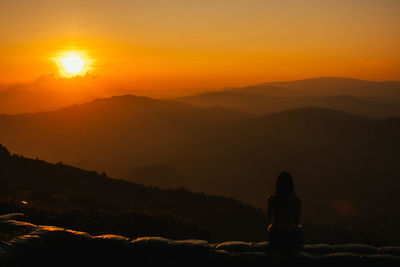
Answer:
top-left (275, 171), bottom-right (295, 198)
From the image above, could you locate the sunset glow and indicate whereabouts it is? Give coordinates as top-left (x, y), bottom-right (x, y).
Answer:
top-left (61, 53), bottom-right (84, 75)
top-left (0, 1), bottom-right (399, 86)
top-left (55, 51), bottom-right (92, 77)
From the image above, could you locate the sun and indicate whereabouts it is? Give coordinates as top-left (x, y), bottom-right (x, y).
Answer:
top-left (54, 51), bottom-right (92, 77)
top-left (61, 53), bottom-right (85, 75)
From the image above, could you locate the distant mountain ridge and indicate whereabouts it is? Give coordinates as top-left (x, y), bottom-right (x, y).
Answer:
top-left (175, 77), bottom-right (400, 117)
top-left (257, 77), bottom-right (400, 98)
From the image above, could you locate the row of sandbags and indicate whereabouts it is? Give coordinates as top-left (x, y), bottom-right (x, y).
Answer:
top-left (1, 213), bottom-right (400, 266)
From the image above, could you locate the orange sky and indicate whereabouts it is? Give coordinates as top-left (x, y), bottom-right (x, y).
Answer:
top-left (1, 0), bottom-right (399, 89)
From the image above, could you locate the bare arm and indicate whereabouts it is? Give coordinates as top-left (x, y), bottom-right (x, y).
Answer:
top-left (294, 199), bottom-right (301, 226)
top-left (266, 198), bottom-right (272, 224)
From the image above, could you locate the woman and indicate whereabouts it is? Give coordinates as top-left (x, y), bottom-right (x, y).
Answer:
top-left (266, 172), bottom-right (302, 251)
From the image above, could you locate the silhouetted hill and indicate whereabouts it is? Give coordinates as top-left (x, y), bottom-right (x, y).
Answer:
top-left (263, 77), bottom-right (400, 100)
top-left (175, 90), bottom-right (400, 117)
top-left (231, 84), bottom-right (315, 97)
top-left (174, 91), bottom-right (295, 115)
top-left (0, 145), bottom-right (266, 241)
top-left (191, 107), bottom-right (400, 223)
top-left (308, 95), bottom-right (400, 117)
top-left (128, 165), bottom-right (186, 189)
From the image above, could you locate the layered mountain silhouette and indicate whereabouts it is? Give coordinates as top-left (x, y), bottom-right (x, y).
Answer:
top-left (1, 77), bottom-right (400, 226)
top-left (0, 92), bottom-right (399, 226)
top-left (175, 80), bottom-right (400, 117)
top-left (250, 77), bottom-right (400, 100)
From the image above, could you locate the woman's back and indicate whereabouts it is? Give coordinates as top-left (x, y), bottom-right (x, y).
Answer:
top-left (267, 194), bottom-right (301, 230)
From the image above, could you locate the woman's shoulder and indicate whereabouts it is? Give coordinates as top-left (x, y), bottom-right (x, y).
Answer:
top-left (267, 194), bottom-right (275, 199)
top-left (266, 194), bottom-right (276, 203)
top-left (291, 194), bottom-right (302, 204)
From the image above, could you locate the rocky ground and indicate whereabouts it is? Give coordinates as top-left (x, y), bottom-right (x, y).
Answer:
top-left (1, 213), bottom-right (400, 266)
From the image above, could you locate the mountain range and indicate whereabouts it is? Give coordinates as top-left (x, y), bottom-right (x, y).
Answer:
top-left (175, 77), bottom-right (400, 117)
top-left (0, 77), bottom-right (399, 225)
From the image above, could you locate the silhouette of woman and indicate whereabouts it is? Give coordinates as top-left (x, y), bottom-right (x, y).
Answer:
top-left (266, 172), bottom-right (302, 251)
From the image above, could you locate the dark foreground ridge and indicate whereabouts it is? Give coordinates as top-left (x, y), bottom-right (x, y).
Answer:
top-left (1, 214), bottom-right (400, 266)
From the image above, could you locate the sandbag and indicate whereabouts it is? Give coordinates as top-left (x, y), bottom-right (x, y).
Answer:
top-left (361, 254), bottom-right (400, 266)
top-left (215, 241), bottom-right (252, 252)
top-left (303, 243), bottom-right (335, 254)
top-left (333, 243), bottom-right (379, 254)
top-left (318, 252), bottom-right (361, 264)
top-left (0, 220), bottom-right (36, 233)
top-left (251, 241), bottom-right (269, 252)
top-left (379, 246), bottom-right (400, 256)
top-left (0, 213), bottom-right (25, 222)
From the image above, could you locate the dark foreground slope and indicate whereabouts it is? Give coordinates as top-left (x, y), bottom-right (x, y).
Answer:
top-left (3, 145), bottom-right (399, 246)
top-left (1, 214), bottom-right (400, 267)
top-left (0, 145), bottom-right (266, 241)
